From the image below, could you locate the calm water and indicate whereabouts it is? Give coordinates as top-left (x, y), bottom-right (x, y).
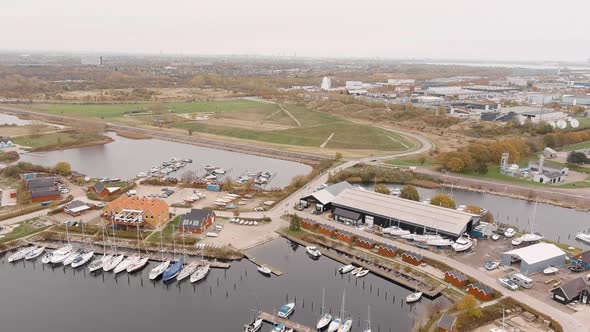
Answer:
top-left (364, 184), bottom-right (590, 249)
top-left (0, 238), bottom-right (422, 332)
top-left (19, 132), bottom-right (312, 188)
top-left (0, 113), bottom-right (32, 126)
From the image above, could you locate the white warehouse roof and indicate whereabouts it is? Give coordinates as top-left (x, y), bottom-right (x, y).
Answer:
top-left (331, 188), bottom-right (476, 236)
top-left (504, 242), bottom-right (566, 265)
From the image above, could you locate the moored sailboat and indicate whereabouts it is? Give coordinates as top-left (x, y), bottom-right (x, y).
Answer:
top-left (316, 288), bottom-right (332, 330)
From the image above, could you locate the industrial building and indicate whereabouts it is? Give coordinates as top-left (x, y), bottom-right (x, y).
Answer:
top-left (330, 189), bottom-right (479, 239)
top-left (502, 243), bottom-right (566, 275)
top-left (299, 181), bottom-right (353, 212)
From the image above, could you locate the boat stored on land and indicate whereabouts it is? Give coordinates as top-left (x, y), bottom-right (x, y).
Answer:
top-left (511, 237), bottom-right (524, 246)
top-left (451, 234), bottom-right (474, 252)
top-left (504, 228), bottom-right (516, 238)
top-left (484, 260), bottom-right (500, 271)
top-left (543, 266), bottom-right (559, 275)
top-left (498, 277), bottom-right (518, 290)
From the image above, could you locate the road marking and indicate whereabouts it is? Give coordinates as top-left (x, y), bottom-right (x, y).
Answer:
top-left (387, 135), bottom-right (409, 149)
top-left (319, 133), bottom-right (335, 148)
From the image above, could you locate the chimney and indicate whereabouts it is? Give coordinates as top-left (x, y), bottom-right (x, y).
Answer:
top-left (539, 155), bottom-right (545, 174)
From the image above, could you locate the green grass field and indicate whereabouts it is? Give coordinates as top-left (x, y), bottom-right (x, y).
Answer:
top-left (12, 133), bottom-right (76, 148)
top-left (463, 164), bottom-right (589, 188)
top-left (0, 219), bottom-right (50, 244)
top-left (561, 141), bottom-right (590, 151)
top-left (385, 156), bottom-right (440, 167)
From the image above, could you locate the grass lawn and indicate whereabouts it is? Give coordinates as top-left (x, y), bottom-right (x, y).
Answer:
top-left (0, 219), bottom-right (51, 244)
top-left (146, 216), bottom-right (181, 244)
top-left (385, 156), bottom-right (440, 167)
top-left (561, 140), bottom-right (590, 151)
top-left (577, 117), bottom-right (590, 129)
top-left (12, 133), bottom-right (77, 149)
top-left (463, 164), bottom-right (590, 189)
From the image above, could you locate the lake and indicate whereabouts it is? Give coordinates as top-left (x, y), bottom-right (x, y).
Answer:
top-left (0, 113), bottom-right (32, 126)
top-left (0, 238), bottom-right (424, 332)
top-left (19, 132), bottom-right (312, 188)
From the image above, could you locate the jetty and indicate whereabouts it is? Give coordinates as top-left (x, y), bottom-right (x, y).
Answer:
top-left (280, 232), bottom-right (445, 298)
top-left (243, 252), bottom-right (283, 276)
top-left (258, 311), bottom-right (312, 332)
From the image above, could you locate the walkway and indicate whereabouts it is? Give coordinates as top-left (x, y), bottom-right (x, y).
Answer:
top-left (319, 133), bottom-right (335, 148)
top-left (278, 104), bottom-right (302, 127)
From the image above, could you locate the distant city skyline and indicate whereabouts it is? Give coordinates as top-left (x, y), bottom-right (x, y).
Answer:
top-left (1, 0), bottom-right (589, 62)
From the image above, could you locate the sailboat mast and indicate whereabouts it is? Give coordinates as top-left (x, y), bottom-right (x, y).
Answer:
top-left (136, 219), bottom-right (141, 256)
top-left (321, 288), bottom-right (325, 315)
top-left (112, 218), bottom-right (117, 254)
top-left (160, 226), bottom-right (164, 261)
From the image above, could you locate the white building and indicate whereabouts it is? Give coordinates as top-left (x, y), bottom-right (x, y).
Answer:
top-left (387, 79), bottom-right (415, 85)
top-left (321, 77), bottom-right (332, 90)
top-left (345, 81), bottom-right (363, 90)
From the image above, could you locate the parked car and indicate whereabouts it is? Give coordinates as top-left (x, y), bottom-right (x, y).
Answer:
top-left (96, 203), bottom-right (106, 209)
top-left (254, 207), bottom-right (265, 212)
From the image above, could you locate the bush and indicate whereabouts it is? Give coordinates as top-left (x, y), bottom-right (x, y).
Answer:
top-left (430, 194), bottom-right (456, 209)
top-left (400, 185), bottom-right (420, 201)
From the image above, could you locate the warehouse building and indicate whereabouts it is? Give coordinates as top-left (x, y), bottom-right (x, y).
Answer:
top-left (502, 243), bottom-right (566, 275)
top-left (330, 189), bottom-right (478, 239)
top-left (299, 181), bottom-right (352, 212)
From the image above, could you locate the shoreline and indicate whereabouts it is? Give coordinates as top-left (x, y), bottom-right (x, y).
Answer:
top-left (24, 135), bottom-right (114, 152)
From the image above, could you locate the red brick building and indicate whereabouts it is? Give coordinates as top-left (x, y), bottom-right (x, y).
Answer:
top-left (179, 208), bottom-right (215, 234)
top-left (401, 251), bottom-right (423, 266)
top-left (378, 244), bottom-right (398, 258)
top-left (444, 270), bottom-right (468, 288)
top-left (89, 181), bottom-right (120, 198)
top-left (467, 282), bottom-right (494, 301)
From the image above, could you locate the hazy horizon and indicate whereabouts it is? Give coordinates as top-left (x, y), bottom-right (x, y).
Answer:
top-left (2, 0), bottom-right (589, 62)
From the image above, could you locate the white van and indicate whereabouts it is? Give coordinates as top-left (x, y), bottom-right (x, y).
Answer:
top-left (127, 190), bottom-right (137, 196)
top-left (510, 273), bottom-right (533, 289)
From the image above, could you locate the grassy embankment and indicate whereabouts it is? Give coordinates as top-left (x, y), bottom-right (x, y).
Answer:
top-left (0, 218), bottom-right (52, 245)
top-left (12, 132), bottom-right (113, 151)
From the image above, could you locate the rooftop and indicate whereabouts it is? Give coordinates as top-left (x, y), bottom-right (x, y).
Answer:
top-left (504, 242), bottom-right (565, 265)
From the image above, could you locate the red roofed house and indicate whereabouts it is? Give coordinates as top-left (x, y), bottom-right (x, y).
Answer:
top-left (103, 195), bottom-right (169, 229)
top-left (378, 244), bottom-right (398, 258)
top-left (467, 282), bottom-right (494, 301)
top-left (401, 251), bottom-right (423, 266)
top-left (444, 270), bottom-right (468, 288)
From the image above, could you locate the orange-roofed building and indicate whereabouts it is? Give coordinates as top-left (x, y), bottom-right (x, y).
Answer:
top-left (103, 195), bottom-right (170, 229)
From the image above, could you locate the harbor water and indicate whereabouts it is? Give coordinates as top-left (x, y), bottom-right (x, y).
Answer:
top-left (0, 238), bottom-right (424, 332)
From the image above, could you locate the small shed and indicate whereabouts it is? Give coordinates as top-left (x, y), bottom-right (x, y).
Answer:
top-left (551, 277), bottom-right (590, 305)
top-left (468, 282), bottom-right (494, 301)
top-left (64, 200), bottom-right (91, 216)
top-left (378, 244), bottom-right (398, 258)
top-left (317, 224), bottom-right (336, 237)
top-left (401, 251), bottom-right (423, 266)
top-left (301, 218), bottom-right (318, 230)
top-left (335, 230), bottom-right (355, 243)
top-left (543, 147), bottom-right (557, 159)
top-left (444, 270), bottom-right (468, 288)
top-left (502, 242), bottom-right (566, 275)
top-left (437, 313), bottom-right (457, 332)
top-left (207, 184), bottom-right (220, 192)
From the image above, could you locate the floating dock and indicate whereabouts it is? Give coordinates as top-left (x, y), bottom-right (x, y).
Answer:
top-left (243, 252), bottom-right (283, 276)
top-left (258, 311), bottom-right (312, 332)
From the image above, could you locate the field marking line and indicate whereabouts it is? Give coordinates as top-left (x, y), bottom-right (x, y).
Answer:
top-left (320, 133), bottom-right (335, 148)
top-left (387, 135), bottom-right (409, 149)
top-left (278, 104), bottom-right (302, 127)
top-left (261, 109), bottom-right (284, 124)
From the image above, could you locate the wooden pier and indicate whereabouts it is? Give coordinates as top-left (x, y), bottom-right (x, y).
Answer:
top-left (280, 232), bottom-right (445, 298)
top-left (258, 311), bottom-right (313, 332)
top-left (243, 252), bottom-right (283, 276)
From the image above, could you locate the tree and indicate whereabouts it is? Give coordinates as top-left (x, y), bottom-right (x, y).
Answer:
top-left (481, 211), bottom-right (495, 223)
top-left (446, 157), bottom-right (466, 173)
top-left (430, 194), bottom-right (456, 209)
top-left (456, 294), bottom-right (482, 318)
top-left (400, 185), bottom-right (420, 201)
top-left (476, 162), bottom-right (488, 175)
top-left (464, 205), bottom-right (482, 215)
top-left (544, 133), bottom-right (558, 148)
top-left (187, 128), bottom-right (193, 136)
top-left (180, 170), bottom-right (197, 183)
top-left (54, 161), bottom-right (71, 175)
top-left (567, 151), bottom-right (588, 165)
top-left (335, 152), bottom-right (343, 160)
top-left (289, 214), bottom-right (301, 231)
top-left (374, 184), bottom-right (390, 195)
top-left (17, 190), bottom-right (31, 204)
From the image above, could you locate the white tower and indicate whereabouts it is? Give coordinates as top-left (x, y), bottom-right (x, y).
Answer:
top-left (321, 77), bottom-right (331, 90)
top-left (500, 152), bottom-right (509, 173)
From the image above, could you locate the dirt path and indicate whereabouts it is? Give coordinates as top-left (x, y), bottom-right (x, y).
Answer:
top-left (387, 135), bottom-right (410, 149)
top-left (319, 133), bottom-right (335, 148)
top-left (278, 104), bottom-right (302, 127)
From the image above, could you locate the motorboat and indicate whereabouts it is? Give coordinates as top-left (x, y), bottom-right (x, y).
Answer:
top-left (451, 234), bottom-right (474, 252)
top-left (277, 302), bottom-right (295, 318)
top-left (427, 238), bottom-right (454, 247)
top-left (50, 245), bottom-right (74, 264)
top-left (338, 264), bottom-right (355, 274)
top-left (569, 264), bottom-right (585, 273)
top-left (24, 246), bottom-right (45, 260)
top-left (127, 256), bottom-right (149, 273)
top-left (521, 232), bottom-right (543, 243)
top-left (356, 269), bottom-right (369, 278)
top-left (257, 265), bottom-right (272, 276)
top-left (511, 237), bottom-right (524, 246)
top-left (272, 324), bottom-right (286, 332)
top-left (103, 254), bottom-right (125, 272)
top-left (390, 188), bottom-right (401, 196)
top-left (8, 247), bottom-right (34, 262)
top-left (351, 267), bottom-right (363, 276)
top-left (317, 313), bottom-right (332, 330)
top-left (63, 250), bottom-right (84, 266)
top-left (206, 232), bottom-right (219, 238)
top-left (114, 256), bottom-right (139, 274)
top-left (328, 318), bottom-right (342, 332)
top-left (543, 266), bottom-right (559, 275)
top-left (149, 260), bottom-right (170, 280)
top-left (41, 252), bottom-right (54, 264)
top-left (89, 254), bottom-right (113, 272)
top-left (177, 261), bottom-right (199, 281)
top-left (71, 251), bottom-right (94, 268)
top-left (498, 277), bottom-right (518, 290)
top-left (243, 318), bottom-right (263, 332)
top-left (305, 246), bottom-right (321, 259)
top-left (190, 262), bottom-right (210, 283)
top-left (491, 234), bottom-right (501, 241)
top-left (504, 228), bottom-right (516, 238)
top-left (576, 233), bottom-right (590, 245)
top-left (163, 257), bottom-right (184, 281)
top-left (405, 291), bottom-right (423, 303)
top-left (484, 260), bottom-right (500, 271)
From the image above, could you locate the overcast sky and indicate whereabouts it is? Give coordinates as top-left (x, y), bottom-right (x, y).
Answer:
top-left (1, 0), bottom-right (589, 62)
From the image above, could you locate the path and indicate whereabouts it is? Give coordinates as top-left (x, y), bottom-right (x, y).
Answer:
top-left (387, 135), bottom-right (410, 149)
top-left (319, 133), bottom-right (335, 148)
top-left (278, 104), bottom-right (302, 127)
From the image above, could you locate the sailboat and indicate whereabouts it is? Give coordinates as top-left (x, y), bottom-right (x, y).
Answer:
top-left (149, 227), bottom-right (170, 280)
top-left (127, 222), bottom-right (149, 273)
top-left (8, 247), bottom-right (35, 262)
top-left (522, 201), bottom-right (543, 243)
top-left (176, 230), bottom-right (197, 281)
top-left (71, 222), bottom-right (94, 268)
top-left (103, 221), bottom-right (125, 272)
top-left (316, 288), bottom-right (332, 330)
top-left (190, 261), bottom-right (210, 283)
top-left (363, 306), bottom-right (372, 332)
top-left (89, 222), bottom-right (112, 272)
top-left (328, 290), bottom-right (346, 332)
top-left (51, 222), bottom-right (74, 264)
top-left (382, 218), bottom-right (410, 236)
top-left (163, 225), bottom-right (184, 282)
top-left (24, 246), bottom-right (46, 260)
top-left (406, 279), bottom-right (423, 304)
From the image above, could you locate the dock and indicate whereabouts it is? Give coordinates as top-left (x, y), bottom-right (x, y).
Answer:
top-left (243, 252), bottom-right (283, 276)
top-left (258, 311), bottom-right (313, 332)
top-left (280, 232), bottom-right (445, 298)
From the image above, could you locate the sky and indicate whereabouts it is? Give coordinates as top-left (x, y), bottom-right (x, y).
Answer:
top-left (1, 0), bottom-right (589, 62)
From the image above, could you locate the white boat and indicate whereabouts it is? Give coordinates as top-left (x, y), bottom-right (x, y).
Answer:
top-left (177, 261), bottom-right (200, 281)
top-left (41, 252), bottom-right (54, 264)
top-left (451, 234), bottom-right (474, 252)
top-left (127, 256), bottom-right (149, 273)
top-left (317, 288), bottom-right (332, 330)
top-left (50, 245), bottom-right (74, 264)
top-left (491, 234), bottom-right (501, 241)
top-left (427, 238), bottom-right (454, 247)
top-left (71, 251), bottom-right (94, 268)
top-left (8, 247), bottom-right (34, 262)
top-left (277, 302), bottom-right (295, 318)
top-left (484, 260), bottom-right (500, 271)
top-left (504, 228), bottom-right (516, 238)
top-left (351, 267), bottom-right (363, 276)
top-left (227, 193), bottom-right (240, 198)
top-left (149, 260), bottom-right (170, 280)
top-left (338, 319), bottom-right (353, 332)
top-left (498, 277), bottom-right (518, 290)
top-left (338, 264), bottom-right (355, 274)
top-left (243, 318), bottom-right (263, 332)
top-left (25, 246), bottom-right (45, 260)
top-left (253, 221), bottom-right (258, 226)
top-left (521, 232), bottom-right (544, 243)
top-left (328, 318), bottom-right (342, 332)
top-left (390, 188), bottom-right (401, 196)
top-left (239, 220), bottom-right (245, 225)
top-left (114, 256), bottom-right (139, 274)
top-left (543, 266), bottom-right (559, 275)
top-left (511, 237), bottom-right (524, 246)
top-left (383, 226), bottom-right (410, 237)
top-left (190, 262), bottom-right (210, 283)
top-left (215, 225), bottom-right (223, 230)
top-left (405, 291), bottom-right (423, 303)
top-left (206, 232), bottom-right (219, 238)
top-left (63, 250), bottom-right (83, 266)
top-left (103, 254), bottom-right (125, 272)
top-left (401, 233), bottom-right (417, 241)
top-left (414, 234), bottom-right (444, 243)
top-left (576, 233), bottom-right (590, 244)
top-left (257, 265), bottom-right (272, 276)
top-left (272, 324), bottom-right (286, 332)
top-left (89, 254), bottom-right (113, 272)
top-left (356, 269), bottom-right (369, 278)
top-left (306, 246), bottom-right (321, 258)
